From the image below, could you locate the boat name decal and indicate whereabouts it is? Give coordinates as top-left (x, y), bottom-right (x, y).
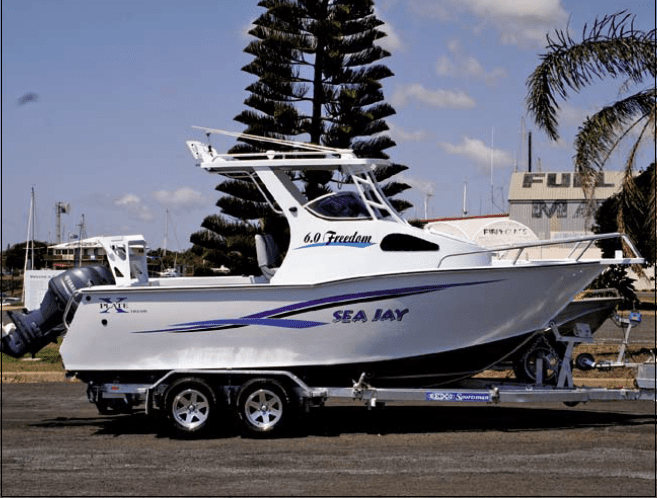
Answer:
top-left (134, 280), bottom-right (503, 334)
top-left (99, 297), bottom-right (147, 314)
top-left (99, 297), bottom-right (129, 314)
top-left (333, 308), bottom-right (409, 323)
top-left (426, 392), bottom-right (491, 402)
top-left (299, 231), bottom-right (374, 249)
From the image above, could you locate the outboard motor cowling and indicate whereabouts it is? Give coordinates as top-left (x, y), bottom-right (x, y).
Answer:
top-left (1, 265), bottom-right (114, 358)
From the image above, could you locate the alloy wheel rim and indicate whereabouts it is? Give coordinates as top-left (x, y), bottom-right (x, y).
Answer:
top-left (172, 389), bottom-right (210, 429)
top-left (244, 389), bottom-right (283, 429)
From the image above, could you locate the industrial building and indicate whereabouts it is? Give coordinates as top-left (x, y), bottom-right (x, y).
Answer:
top-left (507, 171), bottom-right (624, 240)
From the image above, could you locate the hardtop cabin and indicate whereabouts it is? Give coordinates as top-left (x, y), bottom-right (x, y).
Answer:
top-left (186, 129), bottom-right (487, 285)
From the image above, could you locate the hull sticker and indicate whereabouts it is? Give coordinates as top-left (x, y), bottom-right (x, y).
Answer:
top-left (135, 279), bottom-right (502, 334)
top-left (297, 231), bottom-right (374, 249)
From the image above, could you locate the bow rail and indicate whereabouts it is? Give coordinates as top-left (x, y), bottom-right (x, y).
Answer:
top-left (437, 232), bottom-right (643, 267)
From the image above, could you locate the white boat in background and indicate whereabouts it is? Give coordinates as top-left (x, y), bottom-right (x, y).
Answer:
top-left (157, 267), bottom-right (180, 278)
top-left (1, 129), bottom-right (643, 388)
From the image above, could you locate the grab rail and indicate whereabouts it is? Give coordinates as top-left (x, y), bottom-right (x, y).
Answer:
top-left (437, 233), bottom-right (643, 268)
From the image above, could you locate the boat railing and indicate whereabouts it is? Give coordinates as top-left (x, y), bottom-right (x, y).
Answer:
top-left (436, 232), bottom-right (643, 268)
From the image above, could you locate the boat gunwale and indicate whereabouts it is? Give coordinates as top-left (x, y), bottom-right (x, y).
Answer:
top-left (76, 259), bottom-right (604, 295)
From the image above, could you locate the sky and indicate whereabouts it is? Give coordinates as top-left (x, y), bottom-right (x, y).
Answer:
top-left (2, 0), bottom-right (655, 251)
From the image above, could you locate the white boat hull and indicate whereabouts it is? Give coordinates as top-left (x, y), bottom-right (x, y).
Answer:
top-left (61, 261), bottom-right (605, 384)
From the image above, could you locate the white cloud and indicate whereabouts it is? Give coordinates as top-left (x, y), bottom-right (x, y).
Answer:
top-left (391, 83), bottom-right (476, 109)
top-left (388, 123), bottom-right (429, 143)
top-left (397, 174), bottom-right (440, 195)
top-left (435, 56), bottom-right (456, 77)
top-left (377, 14), bottom-right (405, 52)
top-left (114, 193), bottom-right (140, 207)
top-left (463, 0), bottom-right (562, 20)
top-left (114, 194), bottom-right (155, 222)
top-left (407, 0), bottom-right (456, 21)
top-left (435, 42), bottom-right (508, 85)
top-left (241, 23), bottom-right (254, 40)
top-left (408, 0), bottom-right (568, 48)
top-left (466, 0), bottom-right (569, 48)
top-left (437, 136), bottom-right (513, 172)
top-left (152, 187), bottom-right (208, 211)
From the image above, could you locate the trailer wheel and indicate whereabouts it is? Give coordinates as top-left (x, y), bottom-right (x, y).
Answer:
top-left (164, 377), bottom-right (215, 436)
top-left (236, 379), bottom-right (290, 437)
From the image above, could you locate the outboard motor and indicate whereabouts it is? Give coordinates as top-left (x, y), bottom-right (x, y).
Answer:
top-left (1, 265), bottom-right (115, 358)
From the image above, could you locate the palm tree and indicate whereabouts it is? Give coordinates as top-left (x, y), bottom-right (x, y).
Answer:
top-left (526, 11), bottom-right (656, 250)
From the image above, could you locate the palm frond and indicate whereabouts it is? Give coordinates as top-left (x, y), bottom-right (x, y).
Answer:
top-left (574, 87), bottom-right (656, 181)
top-left (647, 166), bottom-right (657, 258)
top-left (526, 11), bottom-right (656, 140)
top-left (615, 117), bottom-right (654, 268)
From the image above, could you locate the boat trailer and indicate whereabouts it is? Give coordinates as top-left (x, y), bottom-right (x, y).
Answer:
top-left (86, 316), bottom-right (656, 437)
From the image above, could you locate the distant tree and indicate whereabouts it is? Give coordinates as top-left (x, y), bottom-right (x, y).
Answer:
top-left (191, 0), bottom-right (410, 274)
top-left (526, 11), bottom-right (656, 253)
top-left (593, 163), bottom-right (656, 265)
top-left (590, 163), bottom-right (655, 308)
top-left (4, 241), bottom-right (49, 271)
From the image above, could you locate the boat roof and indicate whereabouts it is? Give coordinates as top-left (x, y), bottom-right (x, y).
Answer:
top-left (187, 127), bottom-right (390, 174)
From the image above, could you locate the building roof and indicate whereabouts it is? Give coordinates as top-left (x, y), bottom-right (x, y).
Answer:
top-left (49, 237), bottom-right (105, 250)
top-left (508, 171), bottom-right (624, 201)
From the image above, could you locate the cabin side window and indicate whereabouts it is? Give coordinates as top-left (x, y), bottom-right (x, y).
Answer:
top-left (380, 234), bottom-right (439, 252)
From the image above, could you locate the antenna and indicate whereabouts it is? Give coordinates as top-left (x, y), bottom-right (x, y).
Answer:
top-left (462, 182), bottom-right (468, 217)
top-left (528, 131), bottom-right (532, 172)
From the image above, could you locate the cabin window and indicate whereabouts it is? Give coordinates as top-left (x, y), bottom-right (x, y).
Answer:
top-left (380, 234), bottom-right (439, 252)
top-left (306, 192), bottom-right (371, 220)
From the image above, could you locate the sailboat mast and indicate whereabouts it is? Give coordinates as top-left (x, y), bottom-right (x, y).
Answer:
top-left (24, 187), bottom-right (36, 273)
top-left (22, 188), bottom-right (36, 303)
top-left (490, 127), bottom-right (495, 213)
top-left (163, 209), bottom-right (169, 257)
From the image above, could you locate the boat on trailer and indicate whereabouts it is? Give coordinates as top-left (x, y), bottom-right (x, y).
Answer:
top-left (2, 128), bottom-right (643, 389)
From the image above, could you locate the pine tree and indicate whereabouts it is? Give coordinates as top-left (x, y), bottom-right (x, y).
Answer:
top-left (191, 0), bottom-right (410, 275)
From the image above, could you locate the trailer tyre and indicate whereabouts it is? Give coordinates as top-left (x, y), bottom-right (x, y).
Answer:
top-left (164, 377), bottom-right (216, 437)
top-left (236, 379), bottom-right (290, 437)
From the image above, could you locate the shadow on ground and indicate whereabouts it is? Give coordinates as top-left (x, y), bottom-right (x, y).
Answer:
top-left (33, 404), bottom-right (656, 440)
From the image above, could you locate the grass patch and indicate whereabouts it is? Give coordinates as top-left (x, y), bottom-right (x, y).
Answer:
top-left (1, 337), bottom-right (65, 373)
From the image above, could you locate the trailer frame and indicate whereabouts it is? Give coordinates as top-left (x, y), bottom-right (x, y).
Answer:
top-left (84, 316), bottom-right (656, 436)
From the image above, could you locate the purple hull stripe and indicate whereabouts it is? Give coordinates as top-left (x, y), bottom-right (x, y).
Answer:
top-left (152, 317), bottom-right (326, 333)
top-left (245, 280), bottom-right (502, 319)
top-left (296, 242), bottom-right (374, 249)
top-left (139, 280), bottom-right (502, 334)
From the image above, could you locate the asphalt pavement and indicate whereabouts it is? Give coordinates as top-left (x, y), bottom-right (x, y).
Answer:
top-left (1, 305), bottom-right (656, 496)
top-left (1, 382), bottom-right (655, 497)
